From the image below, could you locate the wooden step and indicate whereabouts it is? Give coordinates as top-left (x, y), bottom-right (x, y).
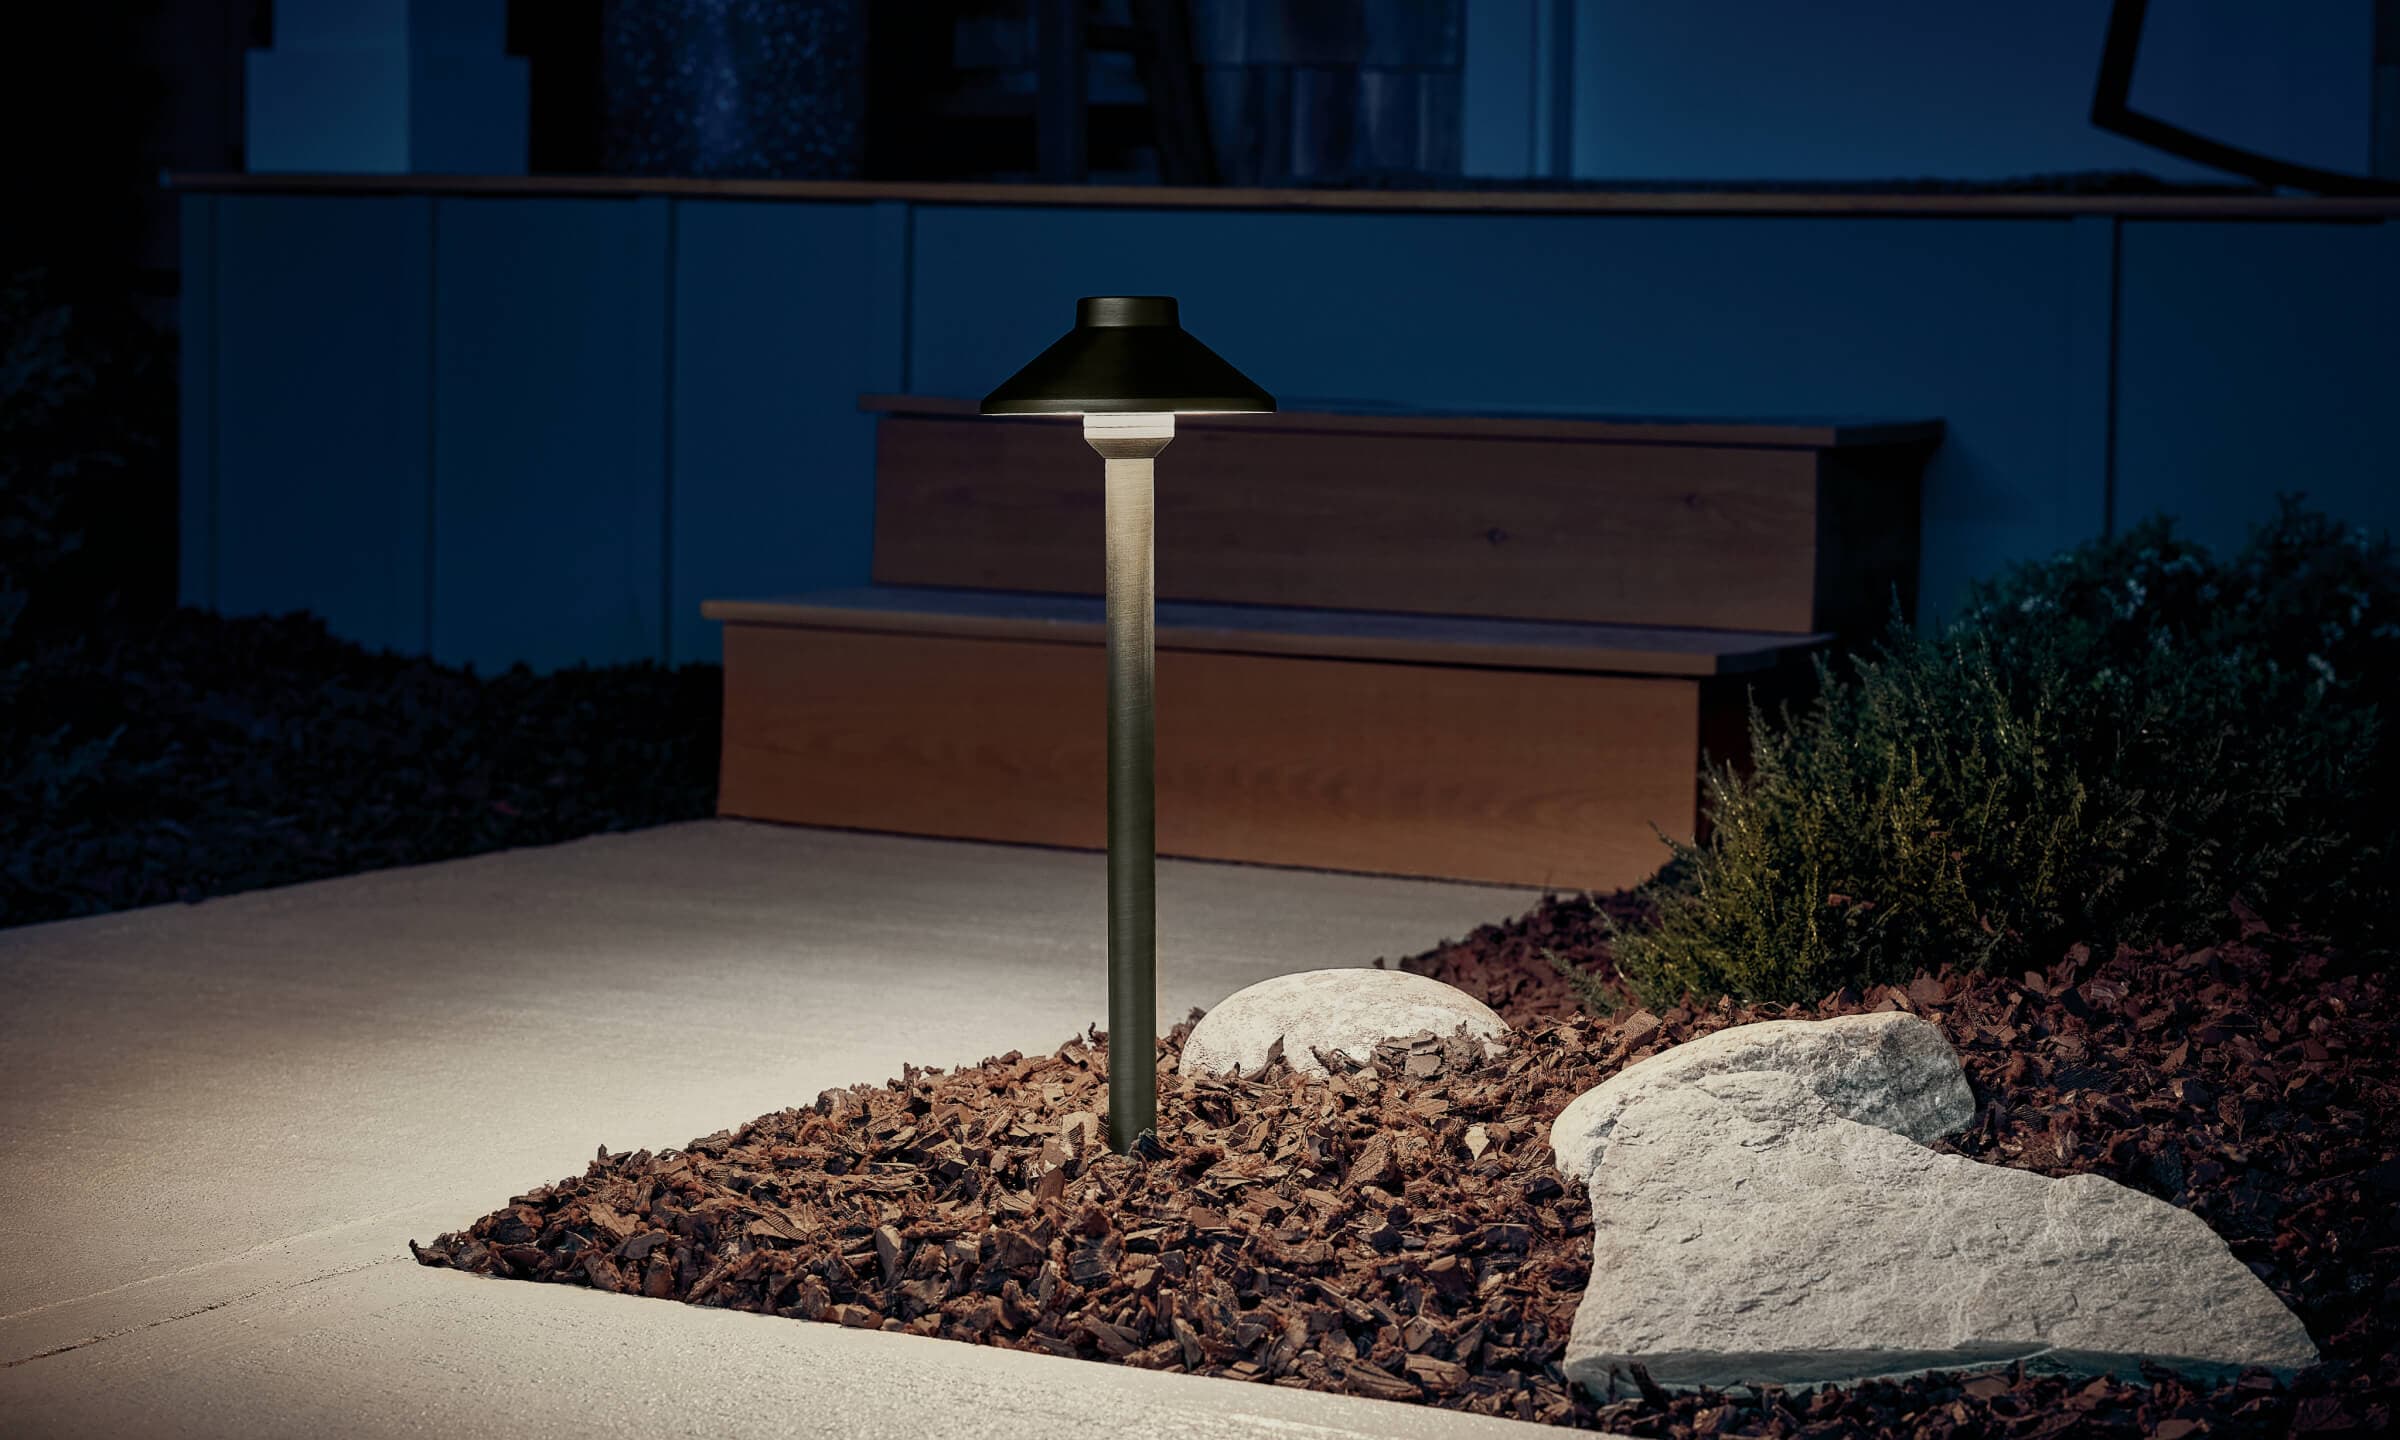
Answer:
top-left (861, 395), bottom-right (1940, 639)
top-left (709, 400), bottom-right (1929, 888)
top-left (707, 588), bottom-right (1824, 890)
top-left (703, 587), bottom-right (1827, 678)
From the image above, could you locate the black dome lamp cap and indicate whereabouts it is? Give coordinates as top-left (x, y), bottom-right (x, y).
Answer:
top-left (979, 297), bottom-right (1275, 416)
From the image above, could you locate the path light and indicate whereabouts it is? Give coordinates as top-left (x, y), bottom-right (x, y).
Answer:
top-left (981, 296), bottom-right (1275, 1153)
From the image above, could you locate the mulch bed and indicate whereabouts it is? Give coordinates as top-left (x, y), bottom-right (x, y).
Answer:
top-left (415, 901), bottom-right (2396, 1437)
top-left (2, 609), bottom-right (720, 929)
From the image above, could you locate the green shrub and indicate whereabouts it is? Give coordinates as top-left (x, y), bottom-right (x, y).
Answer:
top-left (1613, 500), bottom-right (2400, 1007)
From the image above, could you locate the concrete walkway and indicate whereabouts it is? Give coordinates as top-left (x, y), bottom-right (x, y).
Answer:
top-left (0, 822), bottom-right (1555, 1438)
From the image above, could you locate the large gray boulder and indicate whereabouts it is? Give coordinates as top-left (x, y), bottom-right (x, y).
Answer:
top-left (1179, 968), bottom-right (1506, 1078)
top-left (1550, 1011), bottom-right (1974, 1182)
top-left (1564, 1069), bottom-right (2319, 1392)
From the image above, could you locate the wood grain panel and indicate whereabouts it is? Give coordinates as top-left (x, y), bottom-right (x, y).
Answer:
top-left (700, 588), bottom-right (1829, 677)
top-left (870, 415), bottom-right (1828, 633)
top-left (719, 622), bottom-right (1700, 889)
top-left (1156, 645), bottom-right (1699, 889)
top-left (722, 623), bottom-right (1106, 853)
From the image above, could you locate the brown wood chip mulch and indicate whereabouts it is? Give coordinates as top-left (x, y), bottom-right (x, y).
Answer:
top-left (416, 902), bottom-right (2396, 1437)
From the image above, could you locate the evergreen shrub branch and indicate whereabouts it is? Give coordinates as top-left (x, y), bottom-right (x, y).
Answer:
top-left (1613, 499), bottom-right (2399, 1007)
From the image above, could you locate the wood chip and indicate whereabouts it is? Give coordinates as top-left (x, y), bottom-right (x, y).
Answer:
top-left (413, 918), bottom-right (2394, 1438)
top-left (1343, 1360), bottom-right (1420, 1401)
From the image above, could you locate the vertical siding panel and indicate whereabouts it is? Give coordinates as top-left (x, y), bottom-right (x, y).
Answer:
top-left (864, 200), bottom-right (914, 392)
top-left (213, 194), bottom-right (433, 652)
top-left (2062, 214), bottom-right (2121, 540)
top-left (431, 197), bottom-right (671, 671)
top-left (177, 193), bottom-right (219, 610)
top-left (2117, 220), bottom-right (2400, 552)
top-left (668, 202), bottom-right (882, 664)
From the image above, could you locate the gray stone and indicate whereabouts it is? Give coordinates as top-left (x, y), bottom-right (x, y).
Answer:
top-left (1564, 1070), bottom-right (2319, 1391)
top-left (1550, 1012), bottom-right (1974, 1182)
top-left (1179, 967), bottom-right (1506, 1078)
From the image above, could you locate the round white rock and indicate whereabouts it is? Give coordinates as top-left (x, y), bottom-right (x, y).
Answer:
top-left (1179, 967), bottom-right (1508, 1078)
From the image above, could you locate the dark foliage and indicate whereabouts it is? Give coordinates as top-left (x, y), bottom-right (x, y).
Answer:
top-left (1, 268), bottom-right (174, 641)
top-left (0, 10), bottom-right (163, 294)
top-left (1, 609), bottom-right (720, 929)
top-left (1615, 502), bottom-right (2400, 1006)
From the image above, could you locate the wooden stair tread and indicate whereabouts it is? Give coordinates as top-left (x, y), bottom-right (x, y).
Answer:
top-left (700, 586), bottom-right (1828, 678)
top-left (858, 393), bottom-right (1945, 451)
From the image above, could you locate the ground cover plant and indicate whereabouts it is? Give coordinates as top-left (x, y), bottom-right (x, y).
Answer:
top-left (0, 609), bottom-right (721, 929)
top-left (417, 915), bottom-right (2396, 1435)
top-left (1617, 502), bottom-right (2400, 1007)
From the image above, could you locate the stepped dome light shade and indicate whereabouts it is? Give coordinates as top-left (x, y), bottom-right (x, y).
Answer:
top-left (978, 296), bottom-right (1272, 1155)
top-left (979, 296), bottom-right (1275, 416)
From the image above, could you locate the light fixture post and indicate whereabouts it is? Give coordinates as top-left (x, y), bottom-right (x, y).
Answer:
top-left (1085, 412), bottom-right (1172, 1151)
top-left (978, 297), bottom-right (1272, 1156)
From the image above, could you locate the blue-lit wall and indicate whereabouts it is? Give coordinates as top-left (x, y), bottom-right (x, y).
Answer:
top-left (179, 194), bottom-right (2400, 668)
top-left (1464, 0), bottom-right (2376, 182)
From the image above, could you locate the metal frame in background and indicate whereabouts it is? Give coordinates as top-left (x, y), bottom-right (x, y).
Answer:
top-left (2092, 0), bottom-right (2400, 196)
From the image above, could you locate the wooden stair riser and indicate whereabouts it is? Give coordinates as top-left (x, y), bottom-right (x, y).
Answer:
top-left (719, 622), bottom-right (1739, 890)
top-left (869, 414), bottom-right (1919, 636)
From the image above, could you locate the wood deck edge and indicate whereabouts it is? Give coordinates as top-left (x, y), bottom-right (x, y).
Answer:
top-left (702, 598), bottom-right (1828, 679)
top-left (856, 396), bottom-right (1945, 451)
top-left (165, 172), bottom-right (2400, 220)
